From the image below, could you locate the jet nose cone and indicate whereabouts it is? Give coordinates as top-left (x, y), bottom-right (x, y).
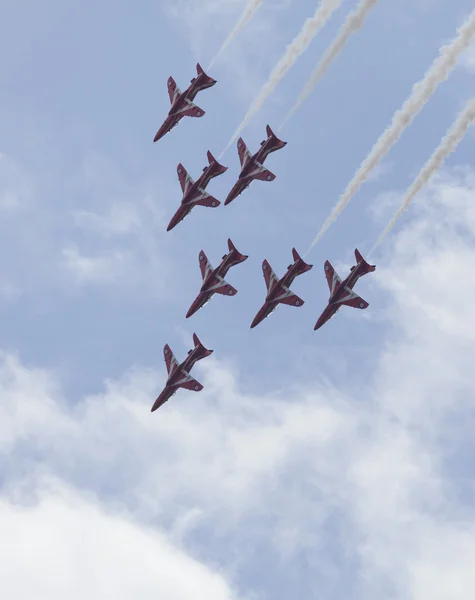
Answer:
top-left (166, 221), bottom-right (175, 232)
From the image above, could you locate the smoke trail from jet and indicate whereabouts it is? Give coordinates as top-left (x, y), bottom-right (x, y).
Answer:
top-left (279, 0), bottom-right (379, 131)
top-left (306, 8), bottom-right (475, 254)
top-left (371, 97), bottom-right (475, 253)
top-left (208, 0), bottom-right (265, 70)
top-left (221, 0), bottom-right (343, 155)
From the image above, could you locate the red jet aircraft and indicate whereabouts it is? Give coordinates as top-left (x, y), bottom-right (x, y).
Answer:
top-left (151, 333), bottom-right (213, 412)
top-left (167, 150), bottom-right (227, 231)
top-left (186, 238), bottom-right (248, 318)
top-left (314, 249), bottom-right (376, 331)
top-left (153, 63), bottom-right (217, 142)
top-left (224, 125), bottom-right (287, 205)
top-left (251, 248), bottom-right (312, 329)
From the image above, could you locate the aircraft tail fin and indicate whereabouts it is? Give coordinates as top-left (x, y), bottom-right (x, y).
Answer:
top-left (292, 247), bottom-right (313, 272)
top-left (192, 333), bottom-right (213, 360)
top-left (355, 248), bottom-right (376, 274)
top-left (265, 124), bottom-right (287, 150)
top-left (206, 150), bottom-right (228, 176)
top-left (226, 238), bottom-right (248, 264)
top-left (195, 63), bottom-right (217, 89)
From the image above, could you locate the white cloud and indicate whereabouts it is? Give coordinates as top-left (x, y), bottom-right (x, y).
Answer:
top-left (3, 166), bottom-right (475, 597)
top-left (0, 479), bottom-right (240, 600)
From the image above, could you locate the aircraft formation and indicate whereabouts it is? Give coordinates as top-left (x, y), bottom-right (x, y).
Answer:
top-left (151, 63), bottom-right (376, 412)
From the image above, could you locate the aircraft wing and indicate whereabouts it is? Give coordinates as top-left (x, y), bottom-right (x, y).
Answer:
top-left (237, 138), bottom-right (252, 168)
top-left (250, 167), bottom-right (276, 182)
top-left (211, 279), bottom-right (238, 296)
top-left (324, 261), bottom-right (342, 294)
top-left (180, 100), bottom-right (205, 118)
top-left (167, 77), bottom-right (181, 105)
top-left (175, 371), bottom-right (204, 392)
top-left (274, 285), bottom-right (304, 307)
top-left (337, 287), bottom-right (369, 309)
top-left (177, 165), bottom-right (194, 194)
top-left (199, 251), bottom-right (213, 280)
top-left (262, 260), bottom-right (279, 293)
top-left (163, 344), bottom-right (179, 376)
top-left (193, 191), bottom-right (220, 207)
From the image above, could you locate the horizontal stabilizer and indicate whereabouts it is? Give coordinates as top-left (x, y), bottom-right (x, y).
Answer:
top-left (206, 150), bottom-right (228, 175)
top-left (195, 63), bottom-right (217, 88)
top-left (192, 333), bottom-right (213, 358)
top-left (355, 248), bottom-right (376, 273)
top-left (265, 124), bottom-right (287, 150)
top-left (227, 238), bottom-right (248, 263)
top-left (292, 247), bottom-right (312, 272)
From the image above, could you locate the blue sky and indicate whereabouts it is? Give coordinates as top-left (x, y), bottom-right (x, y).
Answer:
top-left (2, 1), bottom-right (475, 598)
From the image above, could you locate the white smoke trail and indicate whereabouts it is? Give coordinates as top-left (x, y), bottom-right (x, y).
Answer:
top-left (208, 0), bottom-right (265, 70)
top-left (371, 97), bottom-right (475, 253)
top-left (280, 0), bottom-right (379, 131)
top-left (221, 0), bottom-right (342, 155)
top-left (306, 8), bottom-right (475, 254)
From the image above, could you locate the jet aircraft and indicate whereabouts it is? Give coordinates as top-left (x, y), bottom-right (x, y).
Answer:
top-left (151, 333), bottom-right (213, 412)
top-left (314, 248), bottom-right (376, 330)
top-left (251, 248), bottom-right (312, 329)
top-left (224, 125), bottom-right (287, 205)
top-left (167, 150), bottom-right (227, 231)
top-left (153, 63), bottom-right (217, 142)
top-left (186, 238), bottom-right (248, 318)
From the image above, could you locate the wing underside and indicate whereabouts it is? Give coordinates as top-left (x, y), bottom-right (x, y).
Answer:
top-left (262, 260), bottom-right (279, 293)
top-left (164, 344), bottom-right (180, 376)
top-left (174, 371), bottom-right (204, 391)
top-left (177, 165), bottom-right (194, 194)
top-left (336, 288), bottom-right (369, 309)
top-left (273, 284), bottom-right (304, 307)
top-left (199, 252), bottom-right (213, 280)
top-left (324, 261), bottom-right (342, 294)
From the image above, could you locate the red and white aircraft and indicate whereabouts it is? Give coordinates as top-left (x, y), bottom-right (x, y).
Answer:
top-left (314, 249), bottom-right (376, 331)
top-left (151, 333), bottom-right (213, 412)
top-left (225, 125), bottom-right (287, 205)
top-left (153, 63), bottom-right (217, 142)
top-left (167, 150), bottom-right (227, 231)
top-left (251, 248), bottom-right (312, 329)
top-left (186, 239), bottom-right (248, 318)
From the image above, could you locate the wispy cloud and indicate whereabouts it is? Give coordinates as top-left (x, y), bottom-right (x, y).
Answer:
top-left (3, 167), bottom-right (475, 597)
